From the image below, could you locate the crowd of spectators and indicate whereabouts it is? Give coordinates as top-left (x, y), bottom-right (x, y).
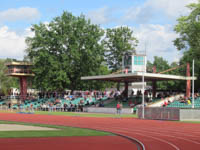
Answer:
top-left (5, 90), bottom-right (124, 112)
top-left (5, 88), bottom-right (198, 112)
top-left (162, 93), bottom-right (200, 107)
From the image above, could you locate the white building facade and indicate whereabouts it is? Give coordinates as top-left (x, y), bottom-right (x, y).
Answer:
top-left (122, 52), bottom-right (147, 93)
top-left (122, 52), bottom-right (147, 74)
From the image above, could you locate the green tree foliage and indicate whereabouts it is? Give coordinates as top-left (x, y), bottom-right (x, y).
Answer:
top-left (26, 11), bottom-right (107, 92)
top-left (147, 56), bottom-right (170, 90)
top-left (146, 60), bottom-right (154, 73)
top-left (152, 56), bottom-right (170, 73)
top-left (147, 57), bottom-right (187, 91)
top-left (174, 1), bottom-right (200, 89)
top-left (167, 62), bottom-right (186, 91)
top-left (82, 64), bottom-right (113, 90)
top-left (103, 27), bottom-right (138, 72)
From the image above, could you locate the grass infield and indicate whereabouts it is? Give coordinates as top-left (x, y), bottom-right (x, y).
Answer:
top-left (34, 111), bottom-right (138, 118)
top-left (0, 110), bottom-right (137, 118)
top-left (0, 120), bottom-right (113, 138)
top-left (180, 121), bottom-right (200, 124)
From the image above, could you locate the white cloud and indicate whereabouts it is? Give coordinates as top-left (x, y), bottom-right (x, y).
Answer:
top-left (121, 0), bottom-right (198, 62)
top-left (133, 24), bottom-right (181, 63)
top-left (123, 0), bottom-right (198, 23)
top-left (0, 7), bottom-right (40, 22)
top-left (87, 7), bottom-right (113, 24)
top-left (148, 0), bottom-right (198, 18)
top-left (0, 26), bottom-right (33, 60)
top-left (123, 3), bottom-right (153, 24)
top-left (87, 0), bottom-right (198, 25)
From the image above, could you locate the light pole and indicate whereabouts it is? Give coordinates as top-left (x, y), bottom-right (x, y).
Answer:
top-left (142, 68), bottom-right (145, 119)
top-left (142, 55), bottom-right (146, 119)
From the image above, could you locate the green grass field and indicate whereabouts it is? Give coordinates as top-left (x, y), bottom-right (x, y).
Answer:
top-left (180, 121), bottom-right (200, 124)
top-left (0, 110), bottom-right (137, 118)
top-left (0, 111), bottom-right (136, 138)
top-left (0, 120), bottom-right (113, 138)
top-left (34, 111), bottom-right (138, 118)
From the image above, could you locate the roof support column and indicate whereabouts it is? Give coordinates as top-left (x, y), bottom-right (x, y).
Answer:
top-left (20, 76), bottom-right (27, 101)
top-left (152, 66), bottom-right (157, 98)
top-left (152, 81), bottom-right (156, 98)
top-left (186, 63), bottom-right (191, 98)
top-left (124, 82), bottom-right (129, 99)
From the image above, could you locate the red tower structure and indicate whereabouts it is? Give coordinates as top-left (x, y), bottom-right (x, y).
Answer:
top-left (6, 62), bottom-right (34, 100)
top-left (186, 62), bottom-right (191, 98)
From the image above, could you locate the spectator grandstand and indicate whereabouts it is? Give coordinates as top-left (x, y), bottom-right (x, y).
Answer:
top-left (1, 88), bottom-right (199, 115)
top-left (166, 95), bottom-right (200, 108)
top-left (0, 90), bottom-right (109, 112)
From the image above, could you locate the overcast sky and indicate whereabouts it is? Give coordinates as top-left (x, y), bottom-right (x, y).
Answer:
top-left (0, 0), bottom-right (198, 63)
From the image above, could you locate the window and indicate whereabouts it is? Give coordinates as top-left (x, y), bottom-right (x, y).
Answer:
top-left (134, 56), bottom-right (144, 65)
top-left (124, 55), bottom-right (132, 66)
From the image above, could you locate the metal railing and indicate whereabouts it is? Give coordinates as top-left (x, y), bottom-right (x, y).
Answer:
top-left (7, 69), bottom-right (33, 74)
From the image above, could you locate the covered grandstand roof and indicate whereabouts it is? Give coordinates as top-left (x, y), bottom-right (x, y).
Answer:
top-left (81, 72), bottom-right (197, 82)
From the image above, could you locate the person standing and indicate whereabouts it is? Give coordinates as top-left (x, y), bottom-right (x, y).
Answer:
top-left (116, 102), bottom-right (123, 116)
top-left (8, 102), bottom-right (11, 111)
top-left (64, 103), bottom-right (67, 112)
top-left (30, 103), bottom-right (34, 113)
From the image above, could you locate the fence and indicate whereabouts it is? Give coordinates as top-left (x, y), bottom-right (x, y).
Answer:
top-left (85, 107), bottom-right (133, 114)
top-left (138, 107), bottom-right (180, 120)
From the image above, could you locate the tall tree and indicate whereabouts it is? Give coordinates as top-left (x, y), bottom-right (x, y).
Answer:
top-left (147, 57), bottom-right (189, 91)
top-left (146, 60), bottom-right (154, 73)
top-left (152, 56), bottom-right (170, 73)
top-left (26, 11), bottom-right (105, 92)
top-left (174, 1), bottom-right (200, 89)
top-left (147, 56), bottom-right (170, 90)
top-left (103, 27), bottom-right (138, 72)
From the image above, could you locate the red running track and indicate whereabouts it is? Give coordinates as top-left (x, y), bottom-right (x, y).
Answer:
top-left (0, 113), bottom-right (200, 150)
top-left (0, 136), bottom-right (136, 150)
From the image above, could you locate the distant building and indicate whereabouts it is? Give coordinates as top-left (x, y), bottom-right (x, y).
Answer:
top-left (122, 51), bottom-right (147, 93)
top-left (122, 51), bottom-right (147, 74)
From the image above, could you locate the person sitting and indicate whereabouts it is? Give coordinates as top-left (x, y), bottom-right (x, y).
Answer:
top-left (85, 101), bottom-right (89, 106)
top-left (63, 103), bottom-right (68, 112)
top-left (80, 99), bottom-right (84, 104)
top-left (99, 102), bottom-right (104, 107)
top-left (180, 97), bottom-right (186, 103)
top-left (163, 100), bottom-right (168, 107)
top-left (187, 99), bottom-right (191, 105)
top-left (73, 104), bottom-right (77, 112)
top-left (129, 100), bottom-right (134, 108)
top-left (168, 100), bottom-right (171, 105)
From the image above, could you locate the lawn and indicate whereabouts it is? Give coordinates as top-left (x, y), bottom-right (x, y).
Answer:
top-left (0, 120), bottom-right (113, 138)
top-left (0, 109), bottom-right (137, 118)
top-left (34, 111), bottom-right (138, 118)
top-left (180, 121), bottom-right (200, 124)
